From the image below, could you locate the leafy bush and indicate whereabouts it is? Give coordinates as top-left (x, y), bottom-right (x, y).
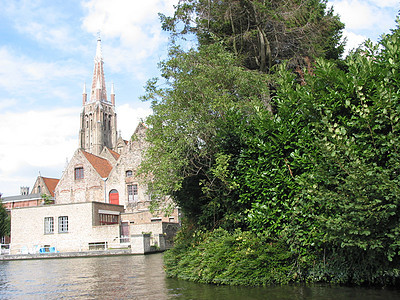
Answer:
top-left (164, 228), bottom-right (299, 286)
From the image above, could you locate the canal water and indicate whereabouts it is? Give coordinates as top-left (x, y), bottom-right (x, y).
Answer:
top-left (0, 253), bottom-right (399, 299)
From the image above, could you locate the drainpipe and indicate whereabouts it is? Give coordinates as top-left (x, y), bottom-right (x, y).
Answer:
top-left (102, 177), bottom-right (108, 203)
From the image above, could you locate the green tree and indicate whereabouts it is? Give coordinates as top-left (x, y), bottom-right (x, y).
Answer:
top-left (142, 44), bottom-right (268, 226)
top-left (161, 0), bottom-right (345, 73)
top-left (266, 23), bottom-right (400, 283)
top-left (0, 194), bottom-right (10, 239)
top-left (142, 0), bottom-right (345, 230)
top-left (140, 43), bottom-right (269, 228)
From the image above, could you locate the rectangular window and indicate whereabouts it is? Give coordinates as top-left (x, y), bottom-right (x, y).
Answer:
top-left (44, 217), bottom-right (54, 234)
top-left (99, 213), bottom-right (119, 225)
top-left (127, 184), bottom-right (138, 202)
top-left (58, 216), bottom-right (68, 233)
top-left (74, 167), bottom-right (84, 180)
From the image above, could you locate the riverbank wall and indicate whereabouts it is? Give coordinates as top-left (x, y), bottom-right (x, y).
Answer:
top-left (0, 233), bottom-right (167, 261)
top-left (0, 248), bottom-right (164, 261)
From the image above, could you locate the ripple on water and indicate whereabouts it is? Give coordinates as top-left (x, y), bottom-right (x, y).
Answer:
top-left (1, 255), bottom-right (400, 299)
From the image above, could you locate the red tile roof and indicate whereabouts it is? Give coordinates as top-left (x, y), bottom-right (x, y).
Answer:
top-left (108, 148), bottom-right (120, 160)
top-left (81, 150), bottom-right (113, 178)
top-left (42, 177), bottom-right (60, 197)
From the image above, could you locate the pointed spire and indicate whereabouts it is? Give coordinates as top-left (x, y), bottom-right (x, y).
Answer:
top-left (90, 35), bottom-right (107, 103)
top-left (110, 83), bottom-right (115, 106)
top-left (82, 83), bottom-right (87, 105)
top-left (95, 34), bottom-right (102, 62)
top-left (96, 78), bottom-right (101, 89)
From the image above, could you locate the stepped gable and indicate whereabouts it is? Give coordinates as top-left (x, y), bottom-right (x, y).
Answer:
top-left (81, 150), bottom-right (113, 178)
top-left (42, 177), bottom-right (59, 197)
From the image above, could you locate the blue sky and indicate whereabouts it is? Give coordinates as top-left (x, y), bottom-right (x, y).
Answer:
top-left (0, 0), bottom-right (399, 197)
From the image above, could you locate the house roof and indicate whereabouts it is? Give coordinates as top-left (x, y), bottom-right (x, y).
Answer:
top-left (2, 193), bottom-right (42, 202)
top-left (81, 150), bottom-right (113, 178)
top-left (42, 177), bottom-right (59, 197)
top-left (108, 148), bottom-right (120, 160)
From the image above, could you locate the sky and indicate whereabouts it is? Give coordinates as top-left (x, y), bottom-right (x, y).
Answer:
top-left (0, 0), bottom-right (399, 197)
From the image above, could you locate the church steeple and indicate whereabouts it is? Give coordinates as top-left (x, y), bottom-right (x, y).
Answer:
top-left (90, 36), bottom-right (107, 103)
top-left (79, 37), bottom-right (118, 156)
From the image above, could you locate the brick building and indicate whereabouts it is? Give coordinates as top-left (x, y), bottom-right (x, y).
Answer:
top-left (8, 37), bottom-right (180, 254)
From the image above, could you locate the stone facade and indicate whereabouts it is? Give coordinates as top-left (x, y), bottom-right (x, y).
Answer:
top-left (55, 149), bottom-right (112, 204)
top-left (6, 37), bottom-right (181, 254)
top-left (10, 202), bottom-right (124, 254)
top-left (31, 176), bottom-right (59, 197)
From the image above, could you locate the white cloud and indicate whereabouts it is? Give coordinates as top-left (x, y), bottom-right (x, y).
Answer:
top-left (0, 47), bottom-right (86, 101)
top-left (0, 108), bottom-right (79, 171)
top-left (0, 104), bottom-right (152, 197)
top-left (370, 0), bottom-right (400, 8)
top-left (81, 0), bottom-right (178, 74)
top-left (329, 0), bottom-right (399, 56)
top-left (342, 30), bottom-right (368, 54)
top-left (1, 0), bottom-right (85, 53)
top-left (0, 108), bottom-right (80, 196)
top-left (332, 0), bottom-right (378, 30)
top-left (116, 103), bottom-right (152, 139)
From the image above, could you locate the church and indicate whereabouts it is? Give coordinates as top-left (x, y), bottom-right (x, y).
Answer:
top-left (5, 38), bottom-right (180, 255)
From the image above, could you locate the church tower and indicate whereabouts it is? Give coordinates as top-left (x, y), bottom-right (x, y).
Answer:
top-left (79, 37), bottom-right (118, 156)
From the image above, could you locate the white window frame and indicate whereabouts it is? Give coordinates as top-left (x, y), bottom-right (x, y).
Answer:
top-left (44, 217), bottom-right (54, 234)
top-left (58, 216), bottom-right (68, 233)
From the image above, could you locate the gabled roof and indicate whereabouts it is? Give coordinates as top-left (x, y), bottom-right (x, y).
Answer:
top-left (81, 150), bottom-right (113, 178)
top-left (42, 177), bottom-right (60, 197)
top-left (108, 148), bottom-right (121, 160)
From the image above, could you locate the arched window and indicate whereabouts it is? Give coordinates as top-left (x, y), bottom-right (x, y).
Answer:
top-left (126, 170), bottom-right (133, 177)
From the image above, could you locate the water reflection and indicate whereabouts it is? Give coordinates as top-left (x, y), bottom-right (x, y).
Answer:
top-left (166, 278), bottom-right (400, 300)
top-left (0, 254), bottom-right (169, 299)
top-left (0, 254), bottom-right (400, 299)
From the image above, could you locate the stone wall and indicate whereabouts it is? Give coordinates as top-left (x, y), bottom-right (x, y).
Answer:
top-left (107, 132), bottom-right (149, 210)
top-left (10, 202), bottom-right (121, 254)
top-left (121, 209), bottom-right (180, 225)
top-left (55, 150), bottom-right (106, 204)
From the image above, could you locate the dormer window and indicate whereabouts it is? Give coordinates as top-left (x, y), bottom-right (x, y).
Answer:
top-left (126, 170), bottom-right (133, 177)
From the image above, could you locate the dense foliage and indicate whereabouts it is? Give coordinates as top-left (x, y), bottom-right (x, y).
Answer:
top-left (161, 0), bottom-right (344, 72)
top-left (0, 196), bottom-right (10, 239)
top-left (164, 227), bottom-right (296, 285)
top-left (141, 0), bottom-right (400, 287)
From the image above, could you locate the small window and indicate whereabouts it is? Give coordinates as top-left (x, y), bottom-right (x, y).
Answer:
top-left (126, 170), bottom-right (133, 177)
top-left (44, 217), bottom-right (54, 234)
top-left (38, 186), bottom-right (41, 194)
top-left (75, 167), bottom-right (84, 180)
top-left (127, 184), bottom-right (138, 202)
top-left (58, 216), bottom-right (68, 233)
